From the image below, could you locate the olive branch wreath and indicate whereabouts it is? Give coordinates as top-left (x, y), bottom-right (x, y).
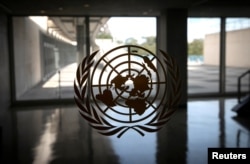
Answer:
top-left (74, 49), bottom-right (181, 138)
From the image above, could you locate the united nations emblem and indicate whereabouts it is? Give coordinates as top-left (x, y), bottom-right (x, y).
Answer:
top-left (74, 45), bottom-right (181, 138)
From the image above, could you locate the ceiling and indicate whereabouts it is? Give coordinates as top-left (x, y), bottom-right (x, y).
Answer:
top-left (48, 17), bottom-right (109, 42)
top-left (1, 0), bottom-right (250, 16)
top-left (2, 0), bottom-right (250, 43)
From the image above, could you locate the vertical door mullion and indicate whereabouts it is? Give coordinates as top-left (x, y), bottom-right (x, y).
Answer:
top-left (219, 17), bottom-right (226, 94)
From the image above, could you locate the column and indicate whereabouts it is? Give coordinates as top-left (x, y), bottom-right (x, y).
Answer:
top-left (157, 9), bottom-right (188, 164)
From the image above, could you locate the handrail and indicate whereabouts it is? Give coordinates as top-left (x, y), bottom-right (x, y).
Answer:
top-left (238, 69), bottom-right (250, 103)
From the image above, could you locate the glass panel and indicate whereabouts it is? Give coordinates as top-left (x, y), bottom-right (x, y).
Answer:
top-left (13, 16), bottom-right (156, 101)
top-left (188, 18), bottom-right (221, 94)
top-left (95, 17), bottom-right (156, 54)
top-left (90, 17), bottom-right (157, 95)
top-left (89, 17), bottom-right (157, 162)
top-left (225, 18), bottom-right (250, 96)
top-left (13, 16), bottom-right (78, 100)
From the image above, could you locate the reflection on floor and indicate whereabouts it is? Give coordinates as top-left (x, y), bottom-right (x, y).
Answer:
top-left (1, 98), bottom-right (250, 164)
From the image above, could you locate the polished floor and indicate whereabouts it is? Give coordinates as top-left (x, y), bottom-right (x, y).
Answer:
top-left (1, 98), bottom-right (250, 164)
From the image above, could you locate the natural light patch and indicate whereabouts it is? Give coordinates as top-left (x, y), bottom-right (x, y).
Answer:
top-left (188, 18), bottom-right (220, 43)
top-left (32, 109), bottom-right (60, 164)
top-left (42, 73), bottom-right (60, 88)
top-left (29, 16), bottom-right (48, 31)
top-left (42, 63), bottom-right (77, 88)
top-left (107, 17), bottom-right (156, 44)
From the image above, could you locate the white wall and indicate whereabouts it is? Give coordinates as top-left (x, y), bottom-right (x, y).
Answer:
top-left (203, 33), bottom-right (220, 66)
top-left (225, 28), bottom-right (250, 67)
top-left (13, 17), bottom-right (42, 98)
top-left (204, 28), bottom-right (250, 68)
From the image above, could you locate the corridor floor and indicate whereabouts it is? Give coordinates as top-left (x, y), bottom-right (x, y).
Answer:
top-left (18, 64), bottom-right (249, 100)
top-left (1, 98), bottom-right (250, 164)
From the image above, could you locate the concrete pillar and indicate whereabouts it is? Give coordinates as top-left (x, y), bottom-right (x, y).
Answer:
top-left (158, 9), bottom-right (187, 108)
top-left (157, 9), bottom-right (187, 164)
top-left (0, 14), bottom-right (10, 107)
top-left (76, 25), bottom-right (85, 63)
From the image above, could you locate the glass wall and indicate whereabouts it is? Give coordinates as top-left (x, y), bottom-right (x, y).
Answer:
top-left (95, 17), bottom-right (156, 53)
top-left (13, 16), bottom-right (249, 100)
top-left (13, 16), bottom-right (156, 101)
top-left (225, 18), bottom-right (250, 96)
top-left (187, 18), bottom-right (221, 94)
top-left (13, 16), bottom-right (79, 100)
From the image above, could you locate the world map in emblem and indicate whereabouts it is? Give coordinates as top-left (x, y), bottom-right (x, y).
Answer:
top-left (74, 45), bottom-right (181, 137)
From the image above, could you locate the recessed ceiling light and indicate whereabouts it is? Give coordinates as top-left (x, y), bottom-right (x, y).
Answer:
top-left (83, 4), bottom-right (90, 8)
top-left (40, 10), bottom-right (46, 14)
